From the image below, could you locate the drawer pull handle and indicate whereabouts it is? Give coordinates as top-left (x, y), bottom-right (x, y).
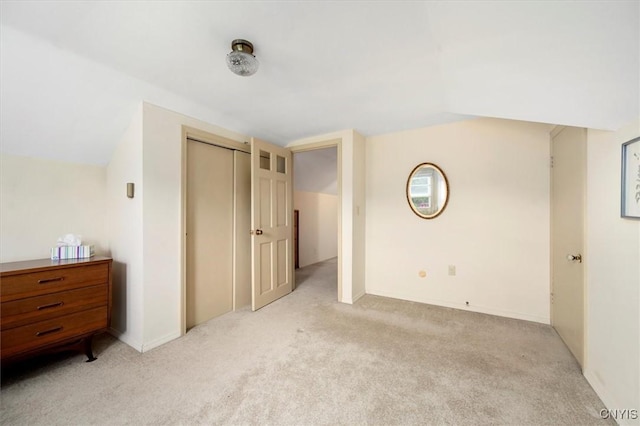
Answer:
top-left (38, 277), bottom-right (64, 284)
top-left (37, 301), bottom-right (64, 310)
top-left (36, 326), bottom-right (63, 337)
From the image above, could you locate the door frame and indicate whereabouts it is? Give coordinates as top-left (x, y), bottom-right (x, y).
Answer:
top-left (180, 126), bottom-right (251, 336)
top-left (289, 139), bottom-right (343, 301)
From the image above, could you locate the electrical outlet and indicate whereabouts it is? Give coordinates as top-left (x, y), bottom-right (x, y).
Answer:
top-left (448, 265), bottom-right (456, 276)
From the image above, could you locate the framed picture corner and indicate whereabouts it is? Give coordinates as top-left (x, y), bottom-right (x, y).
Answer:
top-left (621, 135), bottom-right (640, 219)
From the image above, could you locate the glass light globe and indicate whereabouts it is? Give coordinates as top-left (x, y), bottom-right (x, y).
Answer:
top-left (226, 51), bottom-right (259, 76)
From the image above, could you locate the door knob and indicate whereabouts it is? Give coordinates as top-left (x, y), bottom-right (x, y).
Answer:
top-left (251, 229), bottom-right (263, 235)
top-left (566, 254), bottom-right (582, 263)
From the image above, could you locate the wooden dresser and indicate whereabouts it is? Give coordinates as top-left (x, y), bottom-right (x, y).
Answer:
top-left (0, 256), bottom-right (112, 364)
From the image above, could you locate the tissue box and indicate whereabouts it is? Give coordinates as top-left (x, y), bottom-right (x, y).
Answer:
top-left (51, 245), bottom-right (95, 260)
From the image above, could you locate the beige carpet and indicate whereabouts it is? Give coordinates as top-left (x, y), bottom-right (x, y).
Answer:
top-left (1, 258), bottom-right (610, 425)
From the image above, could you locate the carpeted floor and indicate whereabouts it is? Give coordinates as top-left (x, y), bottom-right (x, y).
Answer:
top-left (1, 258), bottom-right (611, 425)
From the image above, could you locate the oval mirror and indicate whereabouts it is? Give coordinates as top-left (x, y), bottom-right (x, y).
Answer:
top-left (406, 163), bottom-right (449, 219)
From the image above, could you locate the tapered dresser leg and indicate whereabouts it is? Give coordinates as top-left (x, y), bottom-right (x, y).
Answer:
top-left (84, 335), bottom-right (97, 362)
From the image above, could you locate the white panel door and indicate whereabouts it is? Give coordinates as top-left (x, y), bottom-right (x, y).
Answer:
top-left (251, 137), bottom-right (293, 311)
top-left (551, 126), bottom-right (586, 367)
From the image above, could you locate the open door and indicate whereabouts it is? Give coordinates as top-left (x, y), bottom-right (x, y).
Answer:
top-left (551, 126), bottom-right (586, 367)
top-left (251, 137), bottom-right (293, 311)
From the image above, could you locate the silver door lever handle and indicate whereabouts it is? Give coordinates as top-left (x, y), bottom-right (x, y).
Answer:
top-left (566, 254), bottom-right (582, 263)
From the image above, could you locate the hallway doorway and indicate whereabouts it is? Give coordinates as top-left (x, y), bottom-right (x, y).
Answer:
top-left (292, 146), bottom-right (339, 298)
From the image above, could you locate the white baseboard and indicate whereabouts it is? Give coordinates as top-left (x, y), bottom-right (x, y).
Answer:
top-left (109, 327), bottom-right (143, 353)
top-left (584, 369), bottom-right (612, 408)
top-left (352, 289), bottom-right (366, 303)
top-left (365, 288), bottom-right (550, 324)
top-left (584, 369), bottom-right (639, 426)
top-left (141, 331), bottom-right (181, 353)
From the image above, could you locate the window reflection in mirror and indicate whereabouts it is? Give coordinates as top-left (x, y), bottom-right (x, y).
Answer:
top-left (407, 163), bottom-right (449, 219)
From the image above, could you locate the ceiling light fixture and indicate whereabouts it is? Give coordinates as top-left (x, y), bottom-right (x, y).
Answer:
top-left (226, 39), bottom-right (259, 77)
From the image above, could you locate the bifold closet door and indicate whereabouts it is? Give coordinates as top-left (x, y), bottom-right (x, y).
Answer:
top-left (234, 151), bottom-right (252, 309)
top-left (186, 141), bottom-right (233, 329)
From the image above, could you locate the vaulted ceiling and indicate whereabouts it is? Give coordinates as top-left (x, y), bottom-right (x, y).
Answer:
top-left (1, 1), bottom-right (638, 165)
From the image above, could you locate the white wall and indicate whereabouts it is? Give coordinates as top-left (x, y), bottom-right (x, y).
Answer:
top-left (294, 190), bottom-right (338, 267)
top-left (365, 118), bottom-right (552, 323)
top-left (584, 117), bottom-right (640, 424)
top-left (0, 154), bottom-right (107, 262)
top-left (106, 103), bottom-right (144, 351)
top-left (141, 102), bottom-right (249, 351)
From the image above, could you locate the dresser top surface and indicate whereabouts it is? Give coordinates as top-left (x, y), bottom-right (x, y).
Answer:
top-left (0, 256), bottom-right (112, 275)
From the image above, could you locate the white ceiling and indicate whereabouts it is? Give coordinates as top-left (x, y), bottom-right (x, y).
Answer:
top-left (1, 1), bottom-right (638, 165)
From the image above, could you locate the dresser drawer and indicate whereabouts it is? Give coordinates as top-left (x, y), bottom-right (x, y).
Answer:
top-left (1, 263), bottom-right (108, 302)
top-left (0, 306), bottom-right (108, 359)
top-left (1, 284), bottom-right (108, 329)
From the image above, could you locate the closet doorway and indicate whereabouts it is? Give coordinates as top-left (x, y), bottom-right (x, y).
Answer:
top-left (185, 134), bottom-right (251, 330)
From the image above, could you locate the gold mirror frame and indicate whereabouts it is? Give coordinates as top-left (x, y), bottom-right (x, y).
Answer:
top-left (406, 162), bottom-right (450, 219)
